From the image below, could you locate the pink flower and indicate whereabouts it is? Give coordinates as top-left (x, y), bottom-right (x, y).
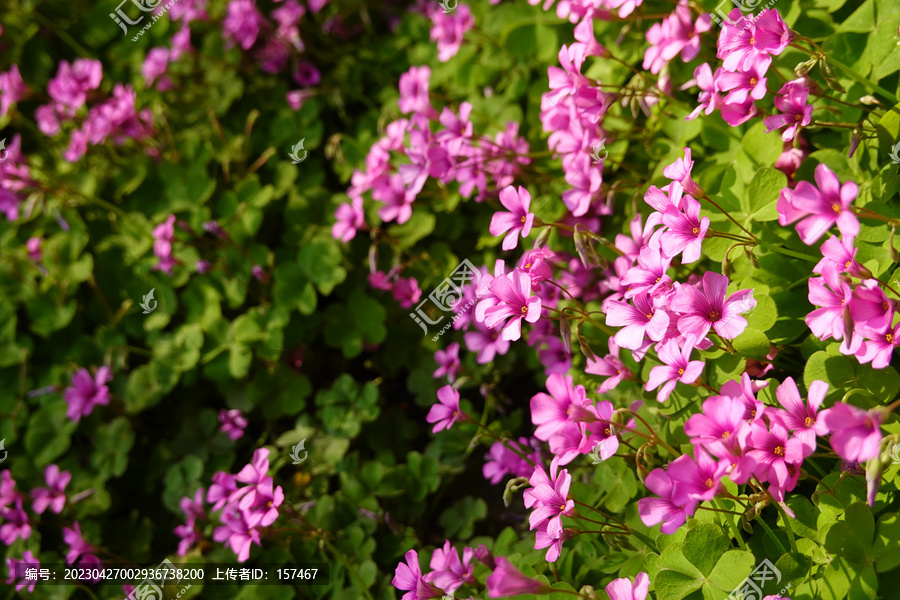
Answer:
top-left (534, 518), bottom-right (571, 562)
top-left (645, 338), bottom-right (705, 402)
top-left (670, 271), bottom-right (755, 340)
top-left (483, 437), bottom-right (539, 485)
top-left (64, 366), bottom-right (112, 422)
top-left (530, 373), bottom-right (588, 441)
top-left (47, 59), bottom-right (102, 109)
top-left (822, 403), bottom-right (885, 462)
top-left (606, 572), bottom-right (650, 600)
top-left (230, 448), bottom-right (271, 507)
top-left (638, 468), bottom-right (696, 533)
top-left (523, 462), bottom-right (575, 539)
top-left (662, 148), bottom-right (703, 197)
top-left (30, 464), bottom-right (71, 514)
top-left (152, 214), bottom-right (178, 273)
top-left (26, 236), bottom-right (42, 262)
top-left (428, 3), bottom-right (475, 63)
top-left (779, 164), bottom-right (859, 244)
top-left (223, 0), bottom-right (264, 50)
top-left (426, 540), bottom-right (475, 592)
top-left (771, 378), bottom-right (829, 456)
top-left (393, 277), bottom-right (422, 309)
top-left (747, 421), bottom-right (804, 493)
top-left (857, 321), bottom-right (900, 368)
top-left (606, 292), bottom-right (670, 350)
top-left (585, 340), bottom-right (634, 393)
top-left (668, 449), bottom-right (727, 503)
top-left (805, 271), bottom-right (854, 343)
top-left (207, 471), bottom-right (237, 512)
top-left (660, 196), bottom-right (710, 264)
top-left (813, 235), bottom-right (868, 281)
top-left (0, 65), bottom-right (28, 117)
top-left (464, 320), bottom-right (510, 364)
top-left (433, 342), bottom-right (461, 381)
top-left (684, 394), bottom-right (750, 458)
top-left (332, 198), bottom-right (365, 242)
top-left (213, 505), bottom-right (263, 562)
top-left (63, 521), bottom-right (96, 564)
top-left (490, 185), bottom-right (535, 251)
top-left (240, 478), bottom-right (283, 526)
top-left (218, 409), bottom-right (248, 441)
top-left (716, 60), bottom-right (768, 104)
top-left (398, 66), bottom-right (436, 118)
top-left (484, 270), bottom-right (542, 342)
top-left (763, 80), bottom-right (813, 142)
top-left (393, 549), bottom-right (442, 600)
top-left (426, 385), bottom-right (468, 433)
top-left (6, 550), bottom-right (40, 593)
top-left (142, 47), bottom-right (171, 88)
top-left (0, 499), bottom-right (30, 544)
top-left (486, 557), bottom-right (550, 597)
top-left (849, 279), bottom-right (894, 330)
top-left (685, 63), bottom-right (722, 120)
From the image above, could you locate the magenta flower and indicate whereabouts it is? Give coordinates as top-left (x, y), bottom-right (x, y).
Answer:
top-left (213, 505), bottom-right (263, 562)
top-left (606, 292), bottom-right (670, 350)
top-left (483, 270), bottom-right (542, 342)
top-left (64, 366), bottom-right (112, 422)
top-left (0, 471), bottom-right (19, 508)
top-left (780, 164), bottom-right (859, 245)
top-left (763, 80), bottom-right (813, 142)
top-left (646, 338), bottom-right (705, 402)
top-left (47, 59), bottom-right (102, 109)
top-left (0, 65), bottom-right (28, 117)
top-left (230, 448), bottom-right (271, 507)
top-left (523, 463), bottom-right (575, 539)
top-left (152, 214), bottom-right (178, 273)
top-left (620, 244), bottom-right (673, 299)
top-left (240, 478), bottom-right (284, 527)
top-left (858, 321), bottom-right (900, 368)
top-left (426, 385), bottom-right (469, 433)
top-left (63, 521), bottom-right (96, 564)
top-left (716, 60), bottom-right (768, 104)
top-left (667, 449), bottom-right (727, 503)
top-left (685, 63), bottom-right (722, 120)
top-left (822, 403), bottom-right (885, 462)
top-left (207, 471), bottom-right (238, 512)
top-left (684, 395), bottom-right (750, 459)
top-left (530, 373), bottom-right (589, 441)
top-left (218, 409), bottom-right (248, 441)
top-left (433, 342), bottom-right (461, 381)
top-left (426, 540), bottom-right (475, 593)
top-left (223, 0), bottom-right (264, 50)
top-left (813, 235), bottom-right (868, 281)
top-left (393, 277), bottom-right (422, 309)
top-left (638, 468), bottom-right (696, 533)
top-left (670, 271), bottom-right (755, 340)
top-left (464, 320), bottom-right (510, 364)
top-left (6, 550), bottom-right (39, 593)
top-left (747, 421), bottom-right (804, 493)
top-left (534, 518), bottom-right (571, 563)
top-left (660, 196), bottom-right (710, 264)
top-left (30, 464), bottom-right (71, 514)
top-left (849, 279), bottom-right (894, 330)
top-left (606, 572), bottom-right (650, 600)
top-left (771, 378), bottom-right (829, 456)
top-left (0, 499), bottom-right (30, 544)
top-left (585, 339), bottom-right (631, 391)
top-left (393, 549), bottom-right (442, 600)
top-left (490, 185), bottom-right (535, 251)
top-left (398, 66), bottom-right (436, 118)
top-left (805, 271), bottom-right (854, 343)
top-left (332, 198), bottom-right (365, 243)
top-left (483, 437), bottom-right (539, 485)
top-left (429, 3), bottom-right (475, 63)
top-left (486, 557), bottom-right (551, 598)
